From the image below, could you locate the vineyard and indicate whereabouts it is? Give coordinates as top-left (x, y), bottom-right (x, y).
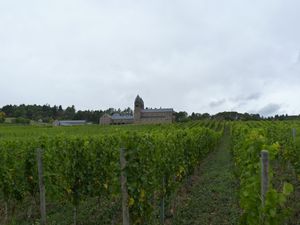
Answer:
top-left (231, 121), bottom-right (300, 225)
top-left (0, 121), bottom-right (300, 225)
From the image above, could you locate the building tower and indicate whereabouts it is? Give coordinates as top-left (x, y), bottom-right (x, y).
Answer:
top-left (134, 95), bottom-right (144, 122)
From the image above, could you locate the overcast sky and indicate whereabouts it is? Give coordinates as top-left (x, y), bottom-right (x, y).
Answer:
top-left (1, 0), bottom-right (300, 116)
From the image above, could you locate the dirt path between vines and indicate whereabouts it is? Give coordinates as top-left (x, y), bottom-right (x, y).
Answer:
top-left (170, 127), bottom-right (240, 225)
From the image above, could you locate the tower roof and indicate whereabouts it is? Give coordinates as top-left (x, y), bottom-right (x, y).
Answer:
top-left (134, 95), bottom-right (144, 109)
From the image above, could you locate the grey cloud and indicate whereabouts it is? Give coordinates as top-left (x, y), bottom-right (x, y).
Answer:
top-left (0, 0), bottom-right (300, 115)
top-left (296, 51), bottom-right (300, 64)
top-left (258, 104), bottom-right (282, 117)
top-left (229, 92), bottom-right (262, 110)
top-left (245, 93), bottom-right (262, 101)
top-left (230, 92), bottom-right (262, 102)
top-left (209, 99), bottom-right (226, 108)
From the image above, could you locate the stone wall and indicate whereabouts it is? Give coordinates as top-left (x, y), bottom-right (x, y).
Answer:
top-left (141, 111), bottom-right (173, 118)
top-left (99, 114), bottom-right (112, 125)
top-left (135, 111), bottom-right (173, 124)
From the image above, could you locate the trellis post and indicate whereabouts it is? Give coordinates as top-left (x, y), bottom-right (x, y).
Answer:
top-left (37, 148), bottom-right (46, 225)
top-left (120, 148), bottom-right (130, 225)
top-left (261, 150), bottom-right (269, 207)
top-left (292, 128), bottom-right (296, 142)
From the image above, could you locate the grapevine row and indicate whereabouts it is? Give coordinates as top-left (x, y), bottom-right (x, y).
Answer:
top-left (0, 126), bottom-right (221, 224)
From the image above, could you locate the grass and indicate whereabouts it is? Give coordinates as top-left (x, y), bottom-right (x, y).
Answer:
top-left (0, 196), bottom-right (121, 225)
top-left (171, 127), bottom-right (240, 225)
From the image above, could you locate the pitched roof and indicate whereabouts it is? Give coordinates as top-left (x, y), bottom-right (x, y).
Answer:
top-left (57, 120), bottom-right (87, 126)
top-left (111, 113), bottom-right (134, 120)
top-left (141, 108), bottom-right (173, 113)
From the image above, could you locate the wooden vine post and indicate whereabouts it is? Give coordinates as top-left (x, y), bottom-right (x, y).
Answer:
top-left (292, 128), bottom-right (296, 142)
top-left (4, 201), bottom-right (8, 224)
top-left (261, 150), bottom-right (269, 207)
top-left (120, 148), bottom-right (130, 225)
top-left (160, 176), bottom-right (166, 224)
top-left (37, 148), bottom-right (46, 225)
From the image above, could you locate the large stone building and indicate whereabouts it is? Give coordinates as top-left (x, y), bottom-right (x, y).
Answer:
top-left (99, 113), bottom-right (134, 125)
top-left (99, 95), bottom-right (174, 125)
top-left (133, 95), bottom-right (174, 124)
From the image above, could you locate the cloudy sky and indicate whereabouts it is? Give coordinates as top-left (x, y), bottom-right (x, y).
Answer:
top-left (1, 0), bottom-right (300, 116)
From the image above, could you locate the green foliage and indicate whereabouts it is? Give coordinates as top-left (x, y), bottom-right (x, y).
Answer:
top-left (231, 122), bottom-right (294, 225)
top-left (0, 104), bottom-right (133, 124)
top-left (0, 111), bottom-right (5, 123)
top-left (15, 117), bottom-right (30, 124)
top-left (0, 123), bottom-right (221, 224)
top-left (175, 111), bottom-right (189, 122)
top-left (121, 127), bottom-right (221, 224)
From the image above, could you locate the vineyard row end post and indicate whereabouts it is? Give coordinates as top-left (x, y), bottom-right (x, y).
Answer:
top-left (37, 148), bottom-right (46, 225)
top-left (261, 150), bottom-right (269, 207)
top-left (120, 148), bottom-right (130, 225)
top-left (292, 128), bottom-right (296, 142)
top-left (160, 176), bottom-right (165, 224)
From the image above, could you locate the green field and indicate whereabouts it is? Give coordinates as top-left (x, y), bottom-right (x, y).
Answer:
top-left (0, 121), bottom-right (300, 225)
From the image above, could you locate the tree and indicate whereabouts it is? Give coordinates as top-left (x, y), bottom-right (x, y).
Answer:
top-left (14, 104), bottom-right (26, 118)
top-left (0, 111), bottom-right (6, 123)
top-left (1, 105), bottom-right (15, 117)
top-left (57, 105), bottom-right (64, 119)
top-left (189, 112), bottom-right (211, 120)
top-left (64, 105), bottom-right (76, 120)
top-left (123, 107), bottom-right (133, 114)
top-left (52, 105), bottom-right (58, 118)
top-left (175, 111), bottom-right (189, 122)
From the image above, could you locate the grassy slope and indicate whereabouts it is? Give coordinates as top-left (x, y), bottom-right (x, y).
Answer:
top-left (172, 127), bottom-right (240, 225)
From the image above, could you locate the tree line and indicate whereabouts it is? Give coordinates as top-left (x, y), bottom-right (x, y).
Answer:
top-left (174, 111), bottom-right (300, 122)
top-left (0, 104), bottom-right (299, 124)
top-left (0, 104), bottom-right (132, 124)
top-left (174, 111), bottom-right (261, 122)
